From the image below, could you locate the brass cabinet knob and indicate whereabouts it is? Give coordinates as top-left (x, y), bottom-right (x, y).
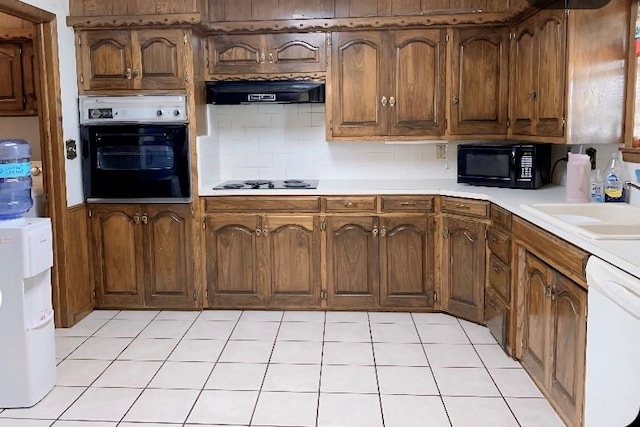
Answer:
top-left (451, 95), bottom-right (459, 105)
top-left (528, 90), bottom-right (537, 100)
top-left (263, 227), bottom-right (270, 237)
top-left (255, 228), bottom-right (262, 237)
top-left (133, 214), bottom-right (140, 224)
top-left (133, 69), bottom-right (140, 78)
top-left (381, 96), bottom-right (388, 106)
top-left (389, 96), bottom-right (396, 107)
top-left (372, 226), bottom-right (379, 237)
top-left (141, 214), bottom-right (148, 225)
top-left (125, 68), bottom-right (132, 79)
top-left (345, 201), bottom-right (355, 208)
top-left (268, 52), bottom-right (274, 63)
top-left (380, 227), bottom-right (387, 237)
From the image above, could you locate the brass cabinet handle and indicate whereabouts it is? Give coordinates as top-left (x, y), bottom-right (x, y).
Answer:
top-left (400, 201), bottom-right (416, 206)
top-left (125, 68), bottom-right (132, 79)
top-left (345, 201), bottom-right (356, 208)
top-left (133, 214), bottom-right (140, 224)
top-left (372, 226), bottom-right (379, 237)
top-left (380, 227), bottom-right (387, 237)
top-left (528, 90), bottom-right (537, 100)
top-left (451, 95), bottom-right (459, 105)
top-left (268, 52), bottom-right (274, 63)
top-left (263, 227), bottom-right (270, 237)
top-left (255, 228), bottom-right (262, 237)
top-left (463, 231), bottom-right (475, 242)
top-left (493, 265), bottom-right (501, 273)
top-left (389, 96), bottom-right (396, 107)
top-left (456, 203), bottom-right (470, 209)
top-left (381, 96), bottom-right (388, 106)
top-left (141, 214), bottom-right (148, 225)
top-left (259, 52), bottom-right (266, 63)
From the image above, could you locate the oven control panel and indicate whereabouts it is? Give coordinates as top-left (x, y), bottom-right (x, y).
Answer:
top-left (80, 95), bottom-right (188, 124)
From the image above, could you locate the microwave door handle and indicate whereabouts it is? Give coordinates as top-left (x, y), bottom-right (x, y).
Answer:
top-left (511, 149), bottom-right (518, 182)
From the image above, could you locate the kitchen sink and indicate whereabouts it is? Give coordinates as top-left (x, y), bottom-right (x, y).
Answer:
top-left (520, 203), bottom-right (640, 240)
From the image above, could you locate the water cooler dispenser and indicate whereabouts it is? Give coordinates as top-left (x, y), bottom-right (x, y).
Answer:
top-left (0, 218), bottom-right (56, 408)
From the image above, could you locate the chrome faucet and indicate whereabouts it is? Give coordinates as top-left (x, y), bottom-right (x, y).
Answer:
top-left (626, 181), bottom-right (640, 191)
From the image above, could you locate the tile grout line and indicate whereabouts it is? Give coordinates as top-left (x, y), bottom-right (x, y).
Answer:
top-left (314, 311), bottom-right (327, 427)
top-left (180, 310), bottom-right (244, 426)
top-left (458, 317), bottom-right (523, 427)
top-left (411, 312), bottom-right (454, 427)
top-left (369, 312), bottom-right (386, 427)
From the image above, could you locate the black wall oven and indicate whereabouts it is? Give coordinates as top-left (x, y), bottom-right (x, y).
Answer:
top-left (80, 95), bottom-right (191, 203)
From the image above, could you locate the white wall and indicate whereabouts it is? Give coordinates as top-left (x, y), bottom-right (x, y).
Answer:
top-left (21, 0), bottom-right (83, 206)
top-left (198, 104), bottom-right (457, 192)
top-left (0, 116), bottom-right (42, 160)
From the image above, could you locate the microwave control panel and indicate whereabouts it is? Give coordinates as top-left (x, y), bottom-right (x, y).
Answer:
top-left (518, 152), bottom-right (533, 181)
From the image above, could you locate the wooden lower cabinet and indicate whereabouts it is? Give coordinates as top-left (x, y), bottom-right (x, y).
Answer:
top-left (485, 287), bottom-right (509, 348)
top-left (441, 215), bottom-right (486, 322)
top-left (379, 216), bottom-right (435, 308)
top-left (205, 214), bottom-right (321, 309)
top-left (521, 252), bottom-right (587, 427)
top-left (326, 216), bottom-right (379, 309)
top-left (326, 215), bottom-right (435, 310)
top-left (90, 204), bottom-right (195, 309)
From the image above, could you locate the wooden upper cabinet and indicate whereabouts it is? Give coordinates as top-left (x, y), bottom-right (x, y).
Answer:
top-left (208, 33), bottom-right (326, 77)
top-left (449, 27), bottom-right (509, 136)
top-left (90, 204), bottom-right (144, 308)
top-left (534, 10), bottom-right (566, 137)
top-left (511, 10), bottom-right (566, 138)
top-left (330, 29), bottom-right (445, 138)
top-left (77, 29), bottom-right (187, 92)
top-left (212, 0), bottom-right (333, 21)
top-left (511, 24), bottom-right (536, 135)
top-left (263, 215), bottom-right (321, 307)
top-left (441, 215), bottom-right (486, 322)
top-left (331, 32), bottom-right (386, 137)
top-left (326, 216), bottom-right (379, 309)
top-left (0, 42), bottom-right (25, 112)
top-left (389, 29), bottom-right (446, 136)
top-left (143, 205), bottom-right (194, 308)
top-left (379, 215), bottom-right (435, 308)
top-left (69, 0), bottom-right (204, 16)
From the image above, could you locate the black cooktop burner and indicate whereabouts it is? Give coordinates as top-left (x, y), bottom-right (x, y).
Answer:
top-left (213, 179), bottom-right (319, 190)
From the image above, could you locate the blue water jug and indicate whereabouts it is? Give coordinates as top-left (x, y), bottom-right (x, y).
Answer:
top-left (0, 139), bottom-right (33, 220)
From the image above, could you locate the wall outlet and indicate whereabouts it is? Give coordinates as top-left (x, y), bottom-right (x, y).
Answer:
top-left (436, 143), bottom-right (447, 160)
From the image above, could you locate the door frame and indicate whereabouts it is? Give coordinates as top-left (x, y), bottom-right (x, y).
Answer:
top-left (0, 0), bottom-right (74, 327)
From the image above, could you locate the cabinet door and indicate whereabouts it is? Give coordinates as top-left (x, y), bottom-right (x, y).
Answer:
top-left (379, 215), bottom-right (434, 308)
top-left (209, 34), bottom-right (263, 75)
top-left (133, 29), bottom-right (186, 90)
top-left (450, 27), bottom-right (509, 135)
top-left (143, 205), bottom-right (194, 308)
top-left (206, 215), bottom-right (265, 307)
top-left (326, 216), bottom-right (379, 309)
top-left (331, 32), bottom-right (387, 137)
top-left (263, 215), bottom-right (321, 308)
top-left (0, 42), bottom-right (24, 111)
top-left (549, 272), bottom-right (587, 426)
top-left (78, 30), bottom-right (132, 91)
top-left (511, 20), bottom-right (536, 136)
top-left (441, 216), bottom-right (486, 322)
top-left (266, 33), bottom-right (326, 73)
top-left (485, 287), bottom-right (509, 349)
top-left (90, 205), bottom-right (144, 308)
top-left (20, 42), bottom-right (38, 114)
top-left (535, 9), bottom-right (566, 137)
top-left (521, 252), bottom-right (553, 388)
top-left (388, 29), bottom-right (446, 136)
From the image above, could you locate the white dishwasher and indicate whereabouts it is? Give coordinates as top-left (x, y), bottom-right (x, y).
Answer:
top-left (585, 256), bottom-right (640, 427)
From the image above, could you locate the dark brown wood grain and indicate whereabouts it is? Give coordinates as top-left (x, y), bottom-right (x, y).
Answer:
top-left (0, 42), bottom-right (23, 111)
top-left (205, 196), bottom-right (322, 212)
top-left (485, 287), bottom-right (509, 347)
top-left (441, 196), bottom-right (489, 218)
top-left (66, 204), bottom-right (94, 325)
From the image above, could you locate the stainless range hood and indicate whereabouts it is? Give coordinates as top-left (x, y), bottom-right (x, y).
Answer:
top-left (206, 80), bottom-right (325, 105)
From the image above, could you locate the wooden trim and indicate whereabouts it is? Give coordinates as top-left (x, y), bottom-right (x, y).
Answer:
top-left (621, 147), bottom-right (640, 163)
top-left (0, 0), bottom-right (54, 22)
top-left (208, 72), bottom-right (326, 82)
top-left (0, 27), bottom-right (32, 39)
top-left (624, 0), bottom-right (638, 151)
top-left (66, 13), bottom-right (202, 28)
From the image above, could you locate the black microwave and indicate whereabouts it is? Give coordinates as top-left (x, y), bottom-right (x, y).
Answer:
top-left (457, 143), bottom-right (551, 189)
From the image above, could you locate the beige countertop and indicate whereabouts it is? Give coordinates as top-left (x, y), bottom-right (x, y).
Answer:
top-left (202, 179), bottom-right (640, 279)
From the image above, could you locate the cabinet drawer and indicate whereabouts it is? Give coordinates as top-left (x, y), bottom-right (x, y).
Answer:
top-left (491, 204), bottom-right (512, 231)
top-left (487, 254), bottom-right (511, 303)
top-left (487, 227), bottom-right (511, 264)
top-left (485, 287), bottom-right (509, 349)
top-left (325, 197), bottom-right (376, 212)
top-left (381, 196), bottom-right (434, 212)
top-left (441, 197), bottom-right (489, 218)
top-left (204, 196), bottom-right (321, 212)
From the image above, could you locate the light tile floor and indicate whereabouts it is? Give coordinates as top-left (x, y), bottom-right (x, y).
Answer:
top-left (0, 310), bottom-right (567, 427)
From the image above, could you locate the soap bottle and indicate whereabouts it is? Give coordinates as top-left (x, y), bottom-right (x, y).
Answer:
top-left (604, 152), bottom-right (626, 203)
top-left (566, 152), bottom-right (591, 203)
top-left (590, 169), bottom-right (604, 203)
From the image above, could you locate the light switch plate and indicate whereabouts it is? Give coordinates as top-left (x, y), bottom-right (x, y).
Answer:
top-left (436, 143), bottom-right (447, 160)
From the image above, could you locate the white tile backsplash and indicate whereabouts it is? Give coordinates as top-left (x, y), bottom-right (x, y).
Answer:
top-left (197, 104), bottom-right (638, 193)
top-left (198, 104), bottom-right (456, 188)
